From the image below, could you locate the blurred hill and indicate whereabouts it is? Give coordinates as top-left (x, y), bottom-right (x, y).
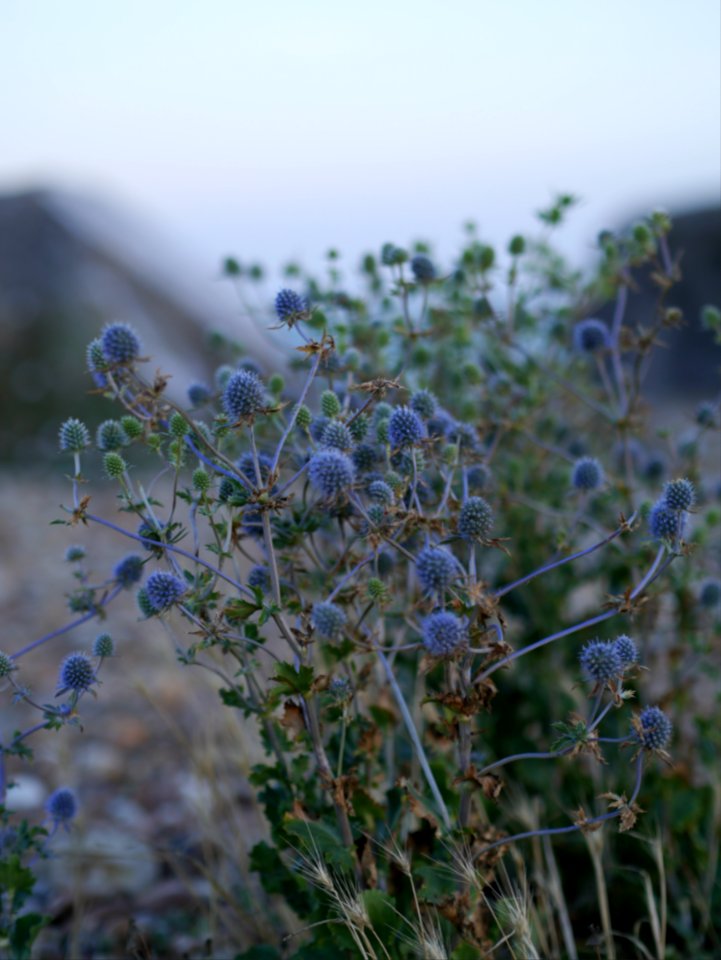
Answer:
top-left (0, 189), bottom-right (279, 464)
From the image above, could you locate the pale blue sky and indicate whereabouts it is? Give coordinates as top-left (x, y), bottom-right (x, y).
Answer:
top-left (1, 0), bottom-right (719, 275)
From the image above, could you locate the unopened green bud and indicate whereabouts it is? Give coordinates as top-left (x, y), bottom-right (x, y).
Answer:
top-left (120, 415), bottom-right (143, 440)
top-left (192, 468), bottom-right (211, 493)
top-left (104, 452), bottom-right (126, 479)
top-left (321, 390), bottom-right (341, 418)
top-left (169, 412), bottom-right (189, 438)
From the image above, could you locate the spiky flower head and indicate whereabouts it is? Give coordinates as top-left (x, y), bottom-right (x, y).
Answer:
top-left (223, 370), bottom-right (265, 420)
top-left (573, 318), bottom-right (609, 353)
top-left (572, 457), bottom-right (604, 491)
top-left (375, 418), bottom-right (390, 444)
top-left (320, 420), bottom-right (354, 451)
top-left (380, 243), bottom-right (406, 266)
top-left (214, 364), bottom-right (234, 390)
top-left (247, 565), bottom-right (270, 593)
top-left (321, 390), bottom-right (341, 418)
top-left (648, 499), bottom-right (682, 541)
top-left (309, 416), bottom-right (330, 442)
top-left (86, 337), bottom-right (108, 372)
top-left (192, 468), bottom-right (211, 494)
top-left (0, 651), bottom-right (14, 678)
top-left (275, 288), bottom-right (308, 321)
top-left (415, 546), bottom-right (458, 594)
top-left (113, 554), bottom-right (144, 589)
top-left (458, 496), bottom-right (493, 542)
top-left (579, 640), bottom-right (623, 683)
top-left (103, 452), bottom-right (127, 479)
top-left (59, 418), bottom-right (90, 453)
top-left (218, 477), bottom-right (247, 505)
top-left (329, 676), bottom-right (352, 702)
top-left (93, 633), bottom-right (114, 658)
top-left (311, 601), bottom-right (347, 640)
top-left (64, 544), bottom-right (86, 563)
top-left (145, 571), bottom-right (186, 612)
top-left (58, 652), bottom-right (95, 692)
top-left (46, 788), bottom-right (77, 824)
top-left (699, 578), bottom-right (721, 608)
top-left (388, 406), bottom-right (424, 448)
top-left (101, 322), bottom-right (141, 364)
top-left (613, 634), bottom-right (638, 666)
top-left (295, 404), bottom-right (312, 430)
top-left (422, 611), bottom-right (466, 656)
top-left (96, 419), bottom-right (129, 452)
top-left (636, 705), bottom-right (672, 750)
top-left (237, 451), bottom-right (273, 485)
top-left (410, 254), bottom-right (436, 282)
top-left (662, 478), bottom-right (695, 512)
top-left (368, 480), bottom-right (394, 505)
top-left (308, 450), bottom-right (355, 499)
top-left (120, 415), bottom-right (143, 440)
top-left (348, 414), bottom-right (369, 442)
top-left (367, 578), bottom-right (389, 602)
top-left (410, 389), bottom-right (437, 420)
top-left (466, 464), bottom-right (491, 493)
top-left (187, 382), bottom-right (211, 407)
top-left (366, 504), bottom-right (386, 528)
top-left (136, 587), bottom-right (156, 619)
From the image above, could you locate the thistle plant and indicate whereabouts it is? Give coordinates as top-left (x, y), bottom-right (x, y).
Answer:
top-left (2, 200), bottom-right (720, 958)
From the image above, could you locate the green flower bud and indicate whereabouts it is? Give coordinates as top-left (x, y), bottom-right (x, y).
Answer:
top-left (103, 452), bottom-right (126, 479)
top-left (169, 412), bottom-right (189, 438)
top-left (295, 404), bottom-right (312, 430)
top-left (321, 390), bottom-right (341, 418)
top-left (120, 415), bottom-right (143, 440)
top-left (192, 468), bottom-right (211, 493)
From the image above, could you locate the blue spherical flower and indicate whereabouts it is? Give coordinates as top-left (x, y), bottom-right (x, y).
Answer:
top-left (237, 451), bottom-right (273, 485)
top-left (427, 410), bottom-right (455, 439)
top-left (458, 497), bottom-right (493, 542)
top-left (101, 322), bottom-right (141, 364)
top-left (113, 554), bottom-right (144, 588)
top-left (275, 288), bottom-right (308, 321)
top-left (0, 651), bottom-right (15, 679)
top-left (58, 652), bottom-right (95, 693)
top-left (579, 640), bottom-right (622, 683)
top-left (96, 419), bottom-right (129, 452)
top-left (309, 416), bottom-right (331, 443)
top-left (415, 546), bottom-right (458, 594)
top-left (145, 571), bottom-right (186, 612)
top-left (187, 382), bottom-right (211, 407)
top-left (137, 520), bottom-right (166, 553)
top-left (93, 633), bottom-right (114, 658)
top-left (46, 787), bottom-right (77, 824)
top-left (368, 480), bottom-right (394, 505)
top-left (573, 318), bottom-right (609, 353)
top-left (446, 421), bottom-right (479, 451)
top-left (662, 478), bottom-right (695, 512)
top-left (248, 565), bottom-right (271, 593)
top-left (64, 544), bottom-right (86, 563)
top-left (636, 705), bottom-right (672, 750)
top-left (59, 418), bottom-right (91, 453)
top-left (86, 337), bottom-right (108, 372)
top-left (223, 370), bottom-right (266, 420)
top-left (410, 389), bottom-right (437, 420)
top-left (311, 601), bottom-right (347, 640)
top-left (308, 450), bottom-right (355, 499)
top-left (613, 634), bottom-right (639, 665)
top-left (388, 406), bottom-right (424, 448)
top-left (320, 420), bottom-right (354, 451)
top-left (572, 457), bottom-right (604, 491)
top-left (648, 500), bottom-right (682, 541)
top-left (422, 611), bottom-right (466, 656)
top-left (410, 255), bottom-right (436, 282)
top-left (699, 578), bottom-right (721, 608)
top-left (466, 464), bottom-right (491, 493)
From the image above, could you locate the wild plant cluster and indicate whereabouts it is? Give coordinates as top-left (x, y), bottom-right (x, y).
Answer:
top-left (1, 199), bottom-right (720, 959)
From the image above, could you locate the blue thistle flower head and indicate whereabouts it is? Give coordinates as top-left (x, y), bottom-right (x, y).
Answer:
top-left (187, 382), bottom-right (211, 407)
top-left (466, 464), bottom-right (491, 493)
top-left (113, 554), bottom-right (144, 588)
top-left (613, 634), bottom-right (639, 665)
top-left (368, 480), bottom-right (394, 505)
top-left (410, 389), bottom-right (437, 420)
top-left (311, 601), bottom-right (347, 640)
top-left (64, 544), bottom-right (86, 563)
top-left (636, 705), bottom-right (672, 750)
top-left (86, 337), bottom-right (108, 372)
top-left (388, 406), bottom-right (424, 448)
top-left (648, 499), bottom-right (682, 542)
top-left (572, 457), bottom-right (604, 491)
top-left (699, 578), bottom-right (721, 608)
top-left (275, 288), bottom-right (308, 321)
top-left (247, 565), bottom-right (271, 593)
top-left (101, 322), bottom-right (141, 364)
top-left (0, 651), bottom-right (14, 678)
top-left (410, 254), bottom-right (436, 282)
top-left (573, 318), bottom-right (609, 353)
top-left (422, 611), bottom-right (466, 656)
top-left (662, 478), bottom-right (695, 512)
top-left (46, 787), bottom-right (77, 825)
top-left (320, 420), bottom-right (354, 451)
top-left (237, 451), bottom-right (273, 485)
top-left (58, 652), bottom-right (96, 693)
top-left (458, 496), bottom-right (494, 542)
top-left (696, 401), bottom-right (718, 429)
top-left (415, 546), bottom-right (458, 594)
top-left (223, 370), bottom-right (266, 421)
top-left (92, 633), bottom-right (114, 658)
top-left (308, 449), bottom-right (355, 499)
top-left (145, 571), bottom-right (186, 612)
top-left (579, 640), bottom-right (623, 683)
top-left (59, 418), bottom-right (91, 453)
top-left (96, 419), bottom-right (129, 452)
top-left (446, 421), bottom-right (479, 451)
top-left (137, 520), bottom-right (165, 553)
top-left (309, 415), bottom-right (330, 443)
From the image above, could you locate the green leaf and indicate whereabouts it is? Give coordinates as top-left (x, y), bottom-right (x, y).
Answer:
top-left (361, 888), bottom-right (398, 936)
top-left (283, 819), bottom-right (354, 873)
top-left (9, 912), bottom-right (46, 960)
top-left (273, 662), bottom-right (314, 696)
top-left (225, 599), bottom-right (260, 624)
